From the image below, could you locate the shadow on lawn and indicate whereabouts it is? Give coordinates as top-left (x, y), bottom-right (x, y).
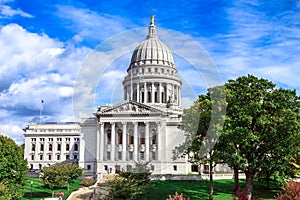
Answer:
top-left (145, 179), bottom-right (280, 200)
top-left (23, 191), bottom-right (52, 198)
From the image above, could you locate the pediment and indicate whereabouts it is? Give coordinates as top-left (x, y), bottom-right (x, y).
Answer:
top-left (96, 100), bottom-right (165, 116)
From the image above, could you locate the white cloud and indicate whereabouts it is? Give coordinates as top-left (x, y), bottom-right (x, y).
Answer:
top-left (0, 3), bottom-right (33, 18)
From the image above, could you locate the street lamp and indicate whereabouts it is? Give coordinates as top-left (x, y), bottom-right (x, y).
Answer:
top-left (30, 181), bottom-right (33, 200)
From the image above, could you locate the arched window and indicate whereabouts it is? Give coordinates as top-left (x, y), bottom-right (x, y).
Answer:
top-left (128, 129), bottom-right (134, 145)
top-left (117, 129), bottom-right (122, 144)
top-left (57, 143), bottom-right (61, 151)
top-left (106, 129), bottom-right (111, 144)
top-left (66, 143), bottom-right (70, 151)
top-left (74, 143), bottom-right (79, 151)
top-left (48, 144), bottom-right (52, 151)
top-left (31, 144), bottom-right (35, 151)
top-left (151, 129), bottom-right (157, 144)
top-left (140, 129), bottom-right (145, 145)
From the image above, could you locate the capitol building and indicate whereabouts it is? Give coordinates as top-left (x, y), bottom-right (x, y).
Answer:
top-left (24, 17), bottom-right (204, 177)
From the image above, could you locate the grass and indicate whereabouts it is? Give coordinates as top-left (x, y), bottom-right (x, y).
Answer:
top-left (21, 177), bottom-right (81, 200)
top-left (144, 179), bottom-right (281, 200)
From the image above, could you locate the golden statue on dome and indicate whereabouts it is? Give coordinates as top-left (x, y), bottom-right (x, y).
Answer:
top-left (151, 15), bottom-right (155, 24)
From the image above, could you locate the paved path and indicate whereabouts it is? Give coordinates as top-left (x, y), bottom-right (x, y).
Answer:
top-left (67, 176), bottom-right (113, 200)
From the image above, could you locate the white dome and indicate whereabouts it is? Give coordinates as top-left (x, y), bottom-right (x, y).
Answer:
top-left (128, 24), bottom-right (175, 70)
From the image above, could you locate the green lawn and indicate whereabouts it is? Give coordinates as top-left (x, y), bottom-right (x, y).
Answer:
top-left (144, 179), bottom-right (281, 200)
top-left (22, 177), bottom-right (81, 200)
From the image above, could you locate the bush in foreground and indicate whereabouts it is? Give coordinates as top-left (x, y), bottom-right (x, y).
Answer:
top-left (166, 191), bottom-right (190, 200)
top-left (275, 180), bottom-right (300, 200)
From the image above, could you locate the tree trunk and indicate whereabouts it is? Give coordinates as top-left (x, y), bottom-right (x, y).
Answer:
top-left (52, 190), bottom-right (54, 198)
top-left (245, 171), bottom-right (255, 200)
top-left (233, 167), bottom-right (239, 192)
top-left (209, 161), bottom-right (214, 200)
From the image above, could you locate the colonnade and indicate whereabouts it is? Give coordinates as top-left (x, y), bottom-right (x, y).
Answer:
top-left (97, 122), bottom-right (159, 162)
top-left (124, 82), bottom-right (180, 106)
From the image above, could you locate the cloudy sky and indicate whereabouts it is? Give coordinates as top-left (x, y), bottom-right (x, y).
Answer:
top-left (0, 0), bottom-right (299, 144)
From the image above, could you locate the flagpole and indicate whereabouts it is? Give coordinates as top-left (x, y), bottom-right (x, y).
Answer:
top-left (40, 100), bottom-right (44, 124)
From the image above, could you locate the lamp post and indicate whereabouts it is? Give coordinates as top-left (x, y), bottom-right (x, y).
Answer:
top-left (30, 181), bottom-right (33, 200)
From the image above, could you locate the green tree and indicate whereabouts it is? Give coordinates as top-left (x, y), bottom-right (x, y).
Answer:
top-left (40, 163), bottom-right (83, 197)
top-left (174, 86), bottom-right (226, 200)
top-left (222, 75), bottom-right (300, 199)
top-left (0, 135), bottom-right (28, 200)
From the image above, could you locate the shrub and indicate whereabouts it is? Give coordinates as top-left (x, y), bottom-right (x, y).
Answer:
top-left (275, 180), bottom-right (300, 200)
top-left (166, 192), bottom-right (190, 200)
top-left (80, 178), bottom-right (96, 187)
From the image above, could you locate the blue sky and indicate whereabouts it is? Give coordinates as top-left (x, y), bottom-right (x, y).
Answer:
top-left (0, 0), bottom-right (299, 144)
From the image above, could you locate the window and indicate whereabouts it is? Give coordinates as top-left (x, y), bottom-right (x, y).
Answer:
top-left (57, 154), bottom-right (60, 160)
top-left (40, 138), bottom-right (45, 141)
top-left (87, 165), bottom-right (91, 170)
top-left (148, 68), bottom-right (151, 72)
top-left (31, 138), bottom-right (36, 142)
top-left (117, 129), bottom-right (122, 144)
top-left (106, 152), bottom-right (111, 160)
top-left (173, 165), bottom-right (177, 171)
top-left (155, 68), bottom-right (158, 73)
top-left (65, 138), bottom-right (70, 141)
top-left (40, 144), bottom-right (44, 151)
top-left (151, 129), bottom-right (157, 144)
top-left (161, 68), bottom-right (164, 73)
top-left (74, 138), bottom-right (80, 141)
top-left (66, 144), bottom-right (70, 151)
top-left (48, 138), bottom-right (53, 141)
top-left (74, 143), bottom-right (79, 151)
top-left (129, 152), bottom-right (133, 160)
top-left (128, 129), bottom-right (134, 145)
top-left (31, 155), bottom-right (34, 160)
top-left (31, 144), bottom-right (35, 151)
top-left (39, 164), bottom-right (42, 169)
top-left (104, 165), bottom-right (108, 171)
top-left (118, 152), bottom-right (122, 160)
top-left (140, 152), bottom-right (145, 160)
top-left (151, 165), bottom-right (155, 171)
top-left (74, 155), bottom-right (78, 160)
top-left (30, 164), bottom-right (33, 170)
top-left (191, 165), bottom-right (199, 172)
top-left (140, 131), bottom-right (145, 145)
top-left (66, 154), bottom-right (69, 160)
top-left (151, 152), bottom-right (156, 160)
top-left (48, 144), bottom-right (52, 151)
top-left (48, 155), bottom-right (52, 160)
top-left (57, 138), bottom-right (62, 142)
top-left (106, 129), bottom-right (111, 144)
top-left (39, 155), bottom-right (43, 160)
top-left (57, 143), bottom-right (61, 151)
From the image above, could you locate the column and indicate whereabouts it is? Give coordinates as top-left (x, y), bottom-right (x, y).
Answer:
top-left (100, 123), bottom-right (104, 161)
top-left (133, 122), bottom-right (138, 161)
top-left (158, 82), bottom-right (161, 103)
top-left (78, 132), bottom-right (85, 169)
top-left (178, 87), bottom-right (181, 106)
top-left (111, 122), bottom-right (115, 161)
top-left (151, 82), bottom-right (154, 103)
top-left (145, 122), bottom-right (150, 162)
top-left (137, 83), bottom-right (140, 102)
top-left (166, 83), bottom-right (170, 102)
top-left (144, 82), bottom-right (147, 103)
top-left (172, 84), bottom-right (175, 103)
top-left (122, 122), bottom-right (127, 161)
top-left (96, 130), bottom-right (100, 161)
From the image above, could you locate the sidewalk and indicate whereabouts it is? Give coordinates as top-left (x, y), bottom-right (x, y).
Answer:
top-left (67, 176), bottom-right (112, 200)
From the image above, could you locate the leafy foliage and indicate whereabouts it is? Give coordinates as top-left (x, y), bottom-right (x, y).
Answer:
top-left (79, 178), bottom-right (96, 187)
top-left (275, 180), bottom-right (300, 200)
top-left (40, 163), bottom-right (83, 196)
top-left (107, 162), bottom-right (151, 199)
top-left (0, 135), bottom-right (28, 200)
top-left (0, 182), bottom-right (12, 200)
top-left (166, 191), bottom-right (190, 200)
top-left (175, 75), bottom-right (300, 200)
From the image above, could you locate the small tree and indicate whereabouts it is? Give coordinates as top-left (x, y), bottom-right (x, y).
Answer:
top-left (0, 182), bottom-right (12, 200)
top-left (40, 163), bottom-right (83, 197)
